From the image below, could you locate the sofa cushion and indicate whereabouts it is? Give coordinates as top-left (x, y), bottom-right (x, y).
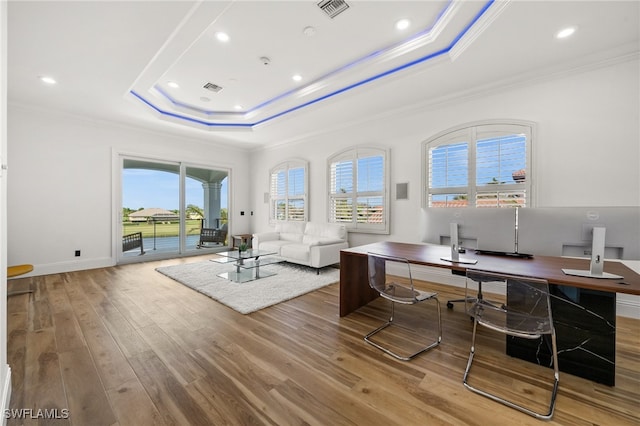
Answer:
top-left (280, 243), bottom-right (310, 262)
top-left (302, 235), bottom-right (346, 246)
top-left (258, 240), bottom-right (292, 255)
top-left (304, 222), bottom-right (347, 240)
top-left (275, 221), bottom-right (306, 242)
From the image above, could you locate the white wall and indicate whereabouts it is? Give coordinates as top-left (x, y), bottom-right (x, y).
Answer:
top-left (1, 0), bottom-right (10, 420)
top-left (7, 106), bottom-right (252, 275)
top-left (249, 57), bottom-right (640, 318)
top-left (250, 58), bottom-right (640, 244)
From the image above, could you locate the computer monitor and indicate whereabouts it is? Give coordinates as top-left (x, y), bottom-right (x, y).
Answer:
top-left (517, 206), bottom-right (640, 260)
top-left (440, 222), bottom-right (478, 264)
top-left (561, 227), bottom-right (623, 279)
top-left (420, 207), bottom-right (518, 254)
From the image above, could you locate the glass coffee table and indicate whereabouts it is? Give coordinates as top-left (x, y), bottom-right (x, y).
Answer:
top-left (215, 249), bottom-right (283, 283)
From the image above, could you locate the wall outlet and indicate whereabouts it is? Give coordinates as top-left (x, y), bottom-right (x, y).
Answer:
top-left (75, 250), bottom-right (81, 257)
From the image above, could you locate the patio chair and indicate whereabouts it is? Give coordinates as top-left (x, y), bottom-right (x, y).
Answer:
top-left (198, 223), bottom-right (228, 248)
top-left (123, 232), bottom-right (145, 255)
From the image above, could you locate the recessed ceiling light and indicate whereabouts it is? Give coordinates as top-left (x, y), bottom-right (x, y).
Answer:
top-left (303, 26), bottom-right (316, 37)
top-left (167, 81), bottom-right (179, 89)
top-left (396, 19), bottom-right (410, 31)
top-left (556, 26), bottom-right (577, 39)
top-left (39, 76), bottom-right (57, 85)
top-left (292, 74), bottom-right (302, 82)
top-left (234, 105), bottom-right (243, 110)
top-left (215, 32), bottom-right (230, 42)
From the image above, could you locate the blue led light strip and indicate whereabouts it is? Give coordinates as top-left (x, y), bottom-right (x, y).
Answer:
top-left (133, 0), bottom-right (494, 129)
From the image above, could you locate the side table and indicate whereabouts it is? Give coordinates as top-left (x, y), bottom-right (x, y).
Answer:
top-left (232, 234), bottom-right (253, 249)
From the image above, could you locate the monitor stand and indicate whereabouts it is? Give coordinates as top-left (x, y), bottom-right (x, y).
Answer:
top-left (441, 222), bottom-right (478, 265)
top-left (562, 227), bottom-right (623, 279)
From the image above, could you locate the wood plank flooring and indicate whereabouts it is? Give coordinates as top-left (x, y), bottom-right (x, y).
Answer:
top-left (6, 255), bottom-right (640, 425)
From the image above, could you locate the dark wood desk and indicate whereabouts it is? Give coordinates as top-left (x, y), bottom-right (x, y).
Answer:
top-left (340, 242), bottom-right (640, 385)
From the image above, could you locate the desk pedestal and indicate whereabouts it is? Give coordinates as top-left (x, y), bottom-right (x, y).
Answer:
top-left (339, 251), bottom-right (379, 317)
top-left (507, 285), bottom-right (616, 386)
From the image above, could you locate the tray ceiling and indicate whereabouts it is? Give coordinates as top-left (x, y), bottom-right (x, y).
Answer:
top-left (7, 1), bottom-right (640, 148)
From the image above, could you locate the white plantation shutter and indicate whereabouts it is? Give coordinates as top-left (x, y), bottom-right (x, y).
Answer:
top-left (270, 170), bottom-right (286, 220)
top-left (329, 158), bottom-right (354, 223)
top-left (475, 131), bottom-right (527, 207)
top-left (269, 160), bottom-right (308, 222)
top-left (287, 167), bottom-right (306, 220)
top-left (330, 158), bottom-right (354, 194)
top-left (356, 155), bottom-right (384, 224)
top-left (428, 136), bottom-right (469, 207)
top-left (429, 142), bottom-right (468, 189)
top-left (328, 147), bottom-right (389, 233)
top-left (424, 122), bottom-right (532, 208)
top-left (288, 167), bottom-right (305, 196)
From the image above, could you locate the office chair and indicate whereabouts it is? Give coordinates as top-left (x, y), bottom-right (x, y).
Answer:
top-left (447, 271), bottom-right (504, 313)
top-left (463, 270), bottom-right (559, 420)
top-left (364, 252), bottom-right (442, 361)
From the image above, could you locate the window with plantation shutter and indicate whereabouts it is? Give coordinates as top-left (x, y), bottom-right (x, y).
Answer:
top-left (269, 160), bottom-right (308, 222)
top-left (328, 146), bottom-right (389, 234)
top-left (423, 121), bottom-right (533, 208)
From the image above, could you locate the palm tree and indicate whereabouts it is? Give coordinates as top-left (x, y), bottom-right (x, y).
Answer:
top-left (186, 204), bottom-right (204, 219)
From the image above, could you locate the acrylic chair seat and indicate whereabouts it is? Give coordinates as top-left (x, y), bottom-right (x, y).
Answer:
top-left (364, 252), bottom-right (442, 361)
top-left (463, 270), bottom-right (559, 420)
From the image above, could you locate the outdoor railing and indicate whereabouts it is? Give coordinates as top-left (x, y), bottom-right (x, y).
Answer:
top-left (122, 218), bottom-right (228, 255)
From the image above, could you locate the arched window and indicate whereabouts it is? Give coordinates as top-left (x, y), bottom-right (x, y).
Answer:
top-left (269, 159), bottom-right (308, 222)
top-left (328, 146), bottom-right (389, 234)
top-left (423, 121), bottom-right (534, 208)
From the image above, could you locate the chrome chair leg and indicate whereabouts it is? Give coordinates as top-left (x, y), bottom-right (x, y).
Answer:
top-left (365, 297), bottom-right (442, 361)
top-left (463, 317), bottom-right (560, 420)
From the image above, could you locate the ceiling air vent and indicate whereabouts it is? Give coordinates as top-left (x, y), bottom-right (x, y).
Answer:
top-left (203, 82), bottom-right (223, 93)
top-left (317, 0), bottom-right (349, 19)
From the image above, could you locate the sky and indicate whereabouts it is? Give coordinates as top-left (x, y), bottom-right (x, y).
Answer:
top-left (123, 169), bottom-right (228, 211)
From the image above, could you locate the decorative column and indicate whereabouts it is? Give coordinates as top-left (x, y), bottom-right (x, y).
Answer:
top-left (203, 182), bottom-right (223, 228)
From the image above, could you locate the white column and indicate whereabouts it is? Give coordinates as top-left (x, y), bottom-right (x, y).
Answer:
top-left (203, 182), bottom-right (222, 228)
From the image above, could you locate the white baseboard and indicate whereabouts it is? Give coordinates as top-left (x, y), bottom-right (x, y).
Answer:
top-left (7, 257), bottom-right (114, 278)
top-left (617, 295), bottom-right (640, 319)
top-left (1, 366), bottom-right (11, 426)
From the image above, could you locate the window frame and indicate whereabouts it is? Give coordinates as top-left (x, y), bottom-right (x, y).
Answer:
top-left (268, 159), bottom-right (308, 223)
top-left (422, 120), bottom-right (534, 208)
top-left (327, 146), bottom-right (390, 234)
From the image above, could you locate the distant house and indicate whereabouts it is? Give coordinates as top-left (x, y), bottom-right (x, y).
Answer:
top-left (512, 168), bottom-right (526, 182)
top-left (129, 208), bottom-right (179, 223)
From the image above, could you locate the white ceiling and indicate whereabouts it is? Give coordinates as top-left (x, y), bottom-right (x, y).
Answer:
top-left (7, 1), bottom-right (640, 149)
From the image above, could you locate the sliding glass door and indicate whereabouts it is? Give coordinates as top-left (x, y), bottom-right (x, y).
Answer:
top-left (119, 156), bottom-right (229, 262)
top-left (185, 165), bottom-right (229, 250)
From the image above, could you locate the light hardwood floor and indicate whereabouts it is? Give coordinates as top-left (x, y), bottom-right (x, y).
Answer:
top-left (6, 255), bottom-right (640, 425)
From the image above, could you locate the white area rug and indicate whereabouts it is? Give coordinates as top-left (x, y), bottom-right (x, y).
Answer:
top-left (156, 260), bottom-right (340, 314)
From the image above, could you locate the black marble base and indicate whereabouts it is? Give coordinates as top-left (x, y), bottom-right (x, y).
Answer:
top-left (506, 284), bottom-right (616, 386)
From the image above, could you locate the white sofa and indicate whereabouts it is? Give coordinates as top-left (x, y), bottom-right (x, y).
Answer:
top-left (252, 221), bottom-right (348, 273)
